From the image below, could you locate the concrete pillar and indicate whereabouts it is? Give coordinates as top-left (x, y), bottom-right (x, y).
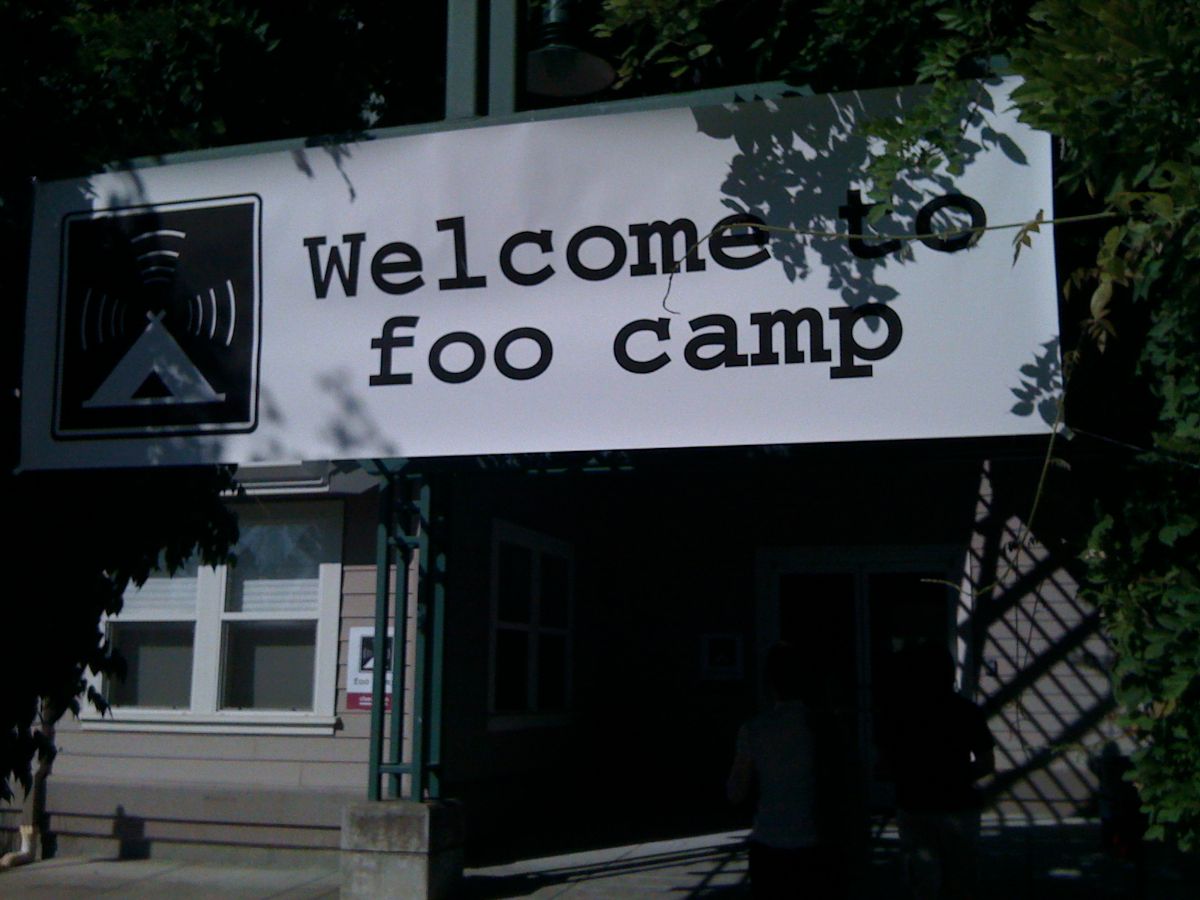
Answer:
top-left (341, 800), bottom-right (465, 899)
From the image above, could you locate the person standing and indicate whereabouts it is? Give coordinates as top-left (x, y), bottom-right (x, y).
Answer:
top-left (885, 644), bottom-right (995, 900)
top-left (727, 642), bottom-right (835, 898)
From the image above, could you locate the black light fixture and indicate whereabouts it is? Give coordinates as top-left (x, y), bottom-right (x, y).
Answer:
top-left (526, 0), bottom-right (615, 98)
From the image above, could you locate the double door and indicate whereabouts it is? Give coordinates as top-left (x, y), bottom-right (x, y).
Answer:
top-left (756, 546), bottom-right (961, 809)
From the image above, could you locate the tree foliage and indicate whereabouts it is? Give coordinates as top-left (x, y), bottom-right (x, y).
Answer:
top-left (1013, 0), bottom-right (1200, 849)
top-left (598, 0), bottom-right (1200, 849)
top-left (1, 0), bottom-right (444, 801)
top-left (0, 469), bottom-right (239, 802)
top-left (0, 0), bottom-right (262, 802)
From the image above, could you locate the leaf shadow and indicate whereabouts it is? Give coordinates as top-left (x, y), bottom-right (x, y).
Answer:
top-left (691, 83), bottom-right (1017, 329)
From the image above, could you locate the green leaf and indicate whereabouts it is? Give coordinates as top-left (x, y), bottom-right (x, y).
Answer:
top-left (1146, 193), bottom-right (1175, 219)
top-left (1159, 517), bottom-right (1198, 547)
top-left (1091, 279), bottom-right (1113, 319)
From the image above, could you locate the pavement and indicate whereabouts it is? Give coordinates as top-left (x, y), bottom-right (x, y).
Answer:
top-left (1, 821), bottom-right (1197, 898)
top-left (0, 855), bottom-right (340, 898)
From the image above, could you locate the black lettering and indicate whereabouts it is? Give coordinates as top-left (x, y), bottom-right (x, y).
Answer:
top-left (429, 332), bottom-right (486, 384)
top-left (371, 242), bottom-right (425, 295)
top-left (829, 304), bottom-right (903, 379)
top-left (370, 316), bottom-right (418, 385)
top-left (628, 219), bottom-right (705, 276)
top-left (304, 233), bottom-right (366, 298)
top-left (685, 314), bottom-right (749, 370)
top-left (613, 318), bottom-right (671, 374)
top-left (749, 309), bottom-right (832, 366)
top-left (838, 190), bottom-right (900, 259)
top-left (436, 216), bottom-right (487, 289)
top-left (916, 194), bottom-right (987, 252)
top-left (494, 328), bottom-right (553, 380)
top-left (500, 230), bottom-right (555, 286)
top-left (709, 214), bottom-right (770, 270)
top-left (566, 225), bottom-right (627, 281)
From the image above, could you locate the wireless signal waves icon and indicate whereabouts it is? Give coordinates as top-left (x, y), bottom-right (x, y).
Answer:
top-left (54, 196), bottom-right (261, 438)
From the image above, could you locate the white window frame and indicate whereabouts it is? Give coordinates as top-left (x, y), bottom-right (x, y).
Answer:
top-left (488, 520), bottom-right (574, 731)
top-left (83, 500), bottom-right (343, 735)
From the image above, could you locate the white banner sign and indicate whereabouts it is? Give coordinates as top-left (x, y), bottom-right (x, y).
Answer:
top-left (21, 79), bottom-right (1057, 469)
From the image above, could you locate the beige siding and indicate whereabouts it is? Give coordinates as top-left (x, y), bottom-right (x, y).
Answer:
top-left (47, 540), bottom-right (420, 850)
top-left (42, 781), bottom-right (353, 862)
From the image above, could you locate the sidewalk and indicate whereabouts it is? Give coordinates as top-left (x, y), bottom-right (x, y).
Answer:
top-left (462, 830), bottom-right (751, 898)
top-left (1, 822), bottom-right (1196, 897)
top-left (460, 821), bottom-right (1200, 898)
top-left (0, 856), bottom-right (340, 898)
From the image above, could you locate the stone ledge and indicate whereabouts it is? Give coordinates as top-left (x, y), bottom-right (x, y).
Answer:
top-left (341, 799), bottom-right (465, 854)
top-left (341, 800), bottom-right (465, 900)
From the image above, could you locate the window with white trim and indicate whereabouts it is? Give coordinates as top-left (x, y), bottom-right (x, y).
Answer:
top-left (489, 521), bottom-right (573, 723)
top-left (94, 501), bottom-right (342, 732)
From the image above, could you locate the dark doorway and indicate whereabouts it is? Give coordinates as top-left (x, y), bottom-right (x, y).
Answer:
top-left (760, 549), bottom-right (959, 811)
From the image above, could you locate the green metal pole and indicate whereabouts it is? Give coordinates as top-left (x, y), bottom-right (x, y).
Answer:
top-left (367, 473), bottom-right (395, 802)
top-left (426, 475), bottom-right (447, 800)
top-left (488, 0), bottom-right (518, 116)
top-left (409, 475), bottom-right (429, 800)
top-left (445, 0), bottom-right (479, 119)
top-left (387, 478), bottom-right (415, 799)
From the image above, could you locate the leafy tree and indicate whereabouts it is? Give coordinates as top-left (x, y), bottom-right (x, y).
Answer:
top-left (1, 0), bottom-right (443, 822)
top-left (1009, 0), bottom-right (1200, 848)
top-left (0, 0), bottom-right (269, 818)
top-left (597, 0), bottom-right (1200, 849)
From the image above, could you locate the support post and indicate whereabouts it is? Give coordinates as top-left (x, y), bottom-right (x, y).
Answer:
top-left (488, 0), bottom-right (519, 116)
top-left (367, 474), bottom-right (395, 802)
top-left (445, 0), bottom-right (479, 119)
top-left (387, 479), bottom-right (415, 798)
top-left (424, 475), bottom-right (448, 799)
top-left (349, 463), bottom-right (462, 900)
top-left (409, 476), bottom-right (430, 799)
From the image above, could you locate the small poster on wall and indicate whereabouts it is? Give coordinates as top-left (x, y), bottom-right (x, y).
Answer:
top-left (347, 625), bottom-right (394, 711)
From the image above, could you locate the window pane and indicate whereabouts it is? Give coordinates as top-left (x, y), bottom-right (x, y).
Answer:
top-left (537, 633), bottom-right (568, 711)
top-left (108, 622), bottom-right (194, 708)
top-left (539, 554), bottom-right (569, 628)
top-left (227, 509), bottom-right (337, 613)
top-left (494, 628), bottom-right (529, 712)
top-left (229, 578), bottom-right (320, 614)
top-left (497, 542), bottom-right (532, 623)
top-left (123, 557), bottom-right (199, 617)
top-left (220, 621), bottom-right (316, 710)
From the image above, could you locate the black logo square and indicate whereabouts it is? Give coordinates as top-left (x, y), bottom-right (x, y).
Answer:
top-left (54, 195), bottom-right (261, 439)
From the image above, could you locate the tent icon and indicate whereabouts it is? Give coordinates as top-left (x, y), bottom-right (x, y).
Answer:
top-left (84, 310), bottom-right (225, 408)
top-left (56, 195), bottom-right (259, 437)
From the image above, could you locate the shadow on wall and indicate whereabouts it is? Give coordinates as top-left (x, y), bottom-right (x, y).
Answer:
top-left (961, 459), bottom-right (1124, 824)
top-left (112, 804), bottom-right (150, 860)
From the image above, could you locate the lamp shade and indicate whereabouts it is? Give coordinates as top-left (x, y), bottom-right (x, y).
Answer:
top-left (525, 0), bottom-right (615, 97)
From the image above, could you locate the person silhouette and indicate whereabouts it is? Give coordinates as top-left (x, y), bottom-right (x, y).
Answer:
top-left (727, 642), bottom-right (834, 898)
top-left (883, 643), bottom-right (995, 900)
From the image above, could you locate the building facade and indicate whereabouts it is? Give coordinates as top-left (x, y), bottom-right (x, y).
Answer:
top-left (2, 440), bottom-right (1122, 862)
